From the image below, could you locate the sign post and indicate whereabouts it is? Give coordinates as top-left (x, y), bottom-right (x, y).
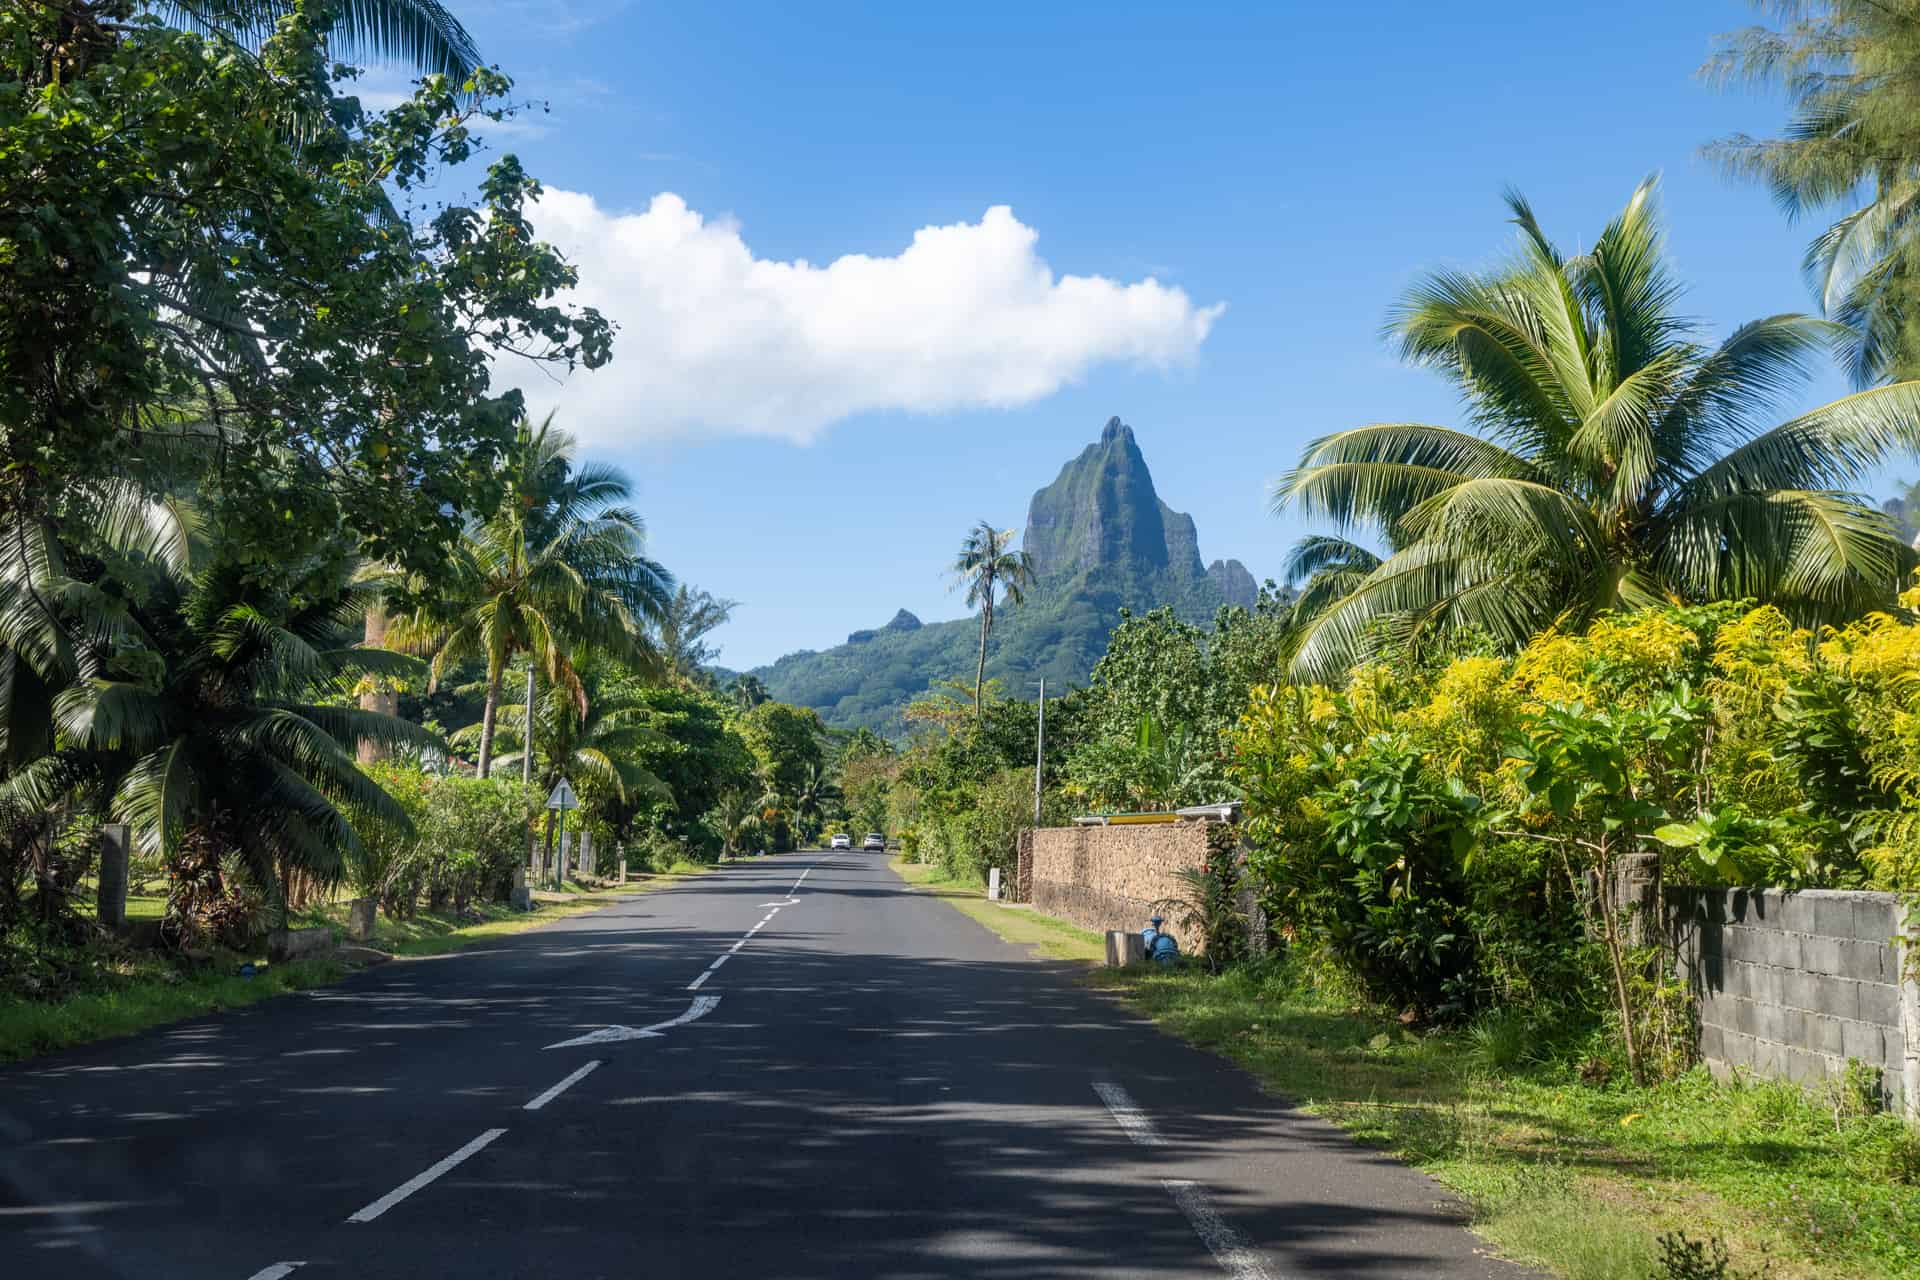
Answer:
top-left (546, 778), bottom-right (578, 892)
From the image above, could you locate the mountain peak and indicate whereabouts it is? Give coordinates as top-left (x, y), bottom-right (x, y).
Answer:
top-left (1023, 417), bottom-right (1186, 583)
top-left (1100, 415), bottom-right (1132, 445)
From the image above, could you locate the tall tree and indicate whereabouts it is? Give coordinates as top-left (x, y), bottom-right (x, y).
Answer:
top-left (397, 417), bottom-right (672, 777)
top-left (1275, 180), bottom-right (1920, 680)
top-left (2, 7), bottom-right (610, 580)
top-left (727, 674), bottom-right (769, 712)
top-left (1707, 1), bottom-right (1920, 383)
top-left (949, 521), bottom-right (1034, 718)
top-left (654, 585), bottom-right (737, 684)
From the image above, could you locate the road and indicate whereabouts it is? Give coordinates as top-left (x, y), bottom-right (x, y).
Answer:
top-left (1, 852), bottom-right (1533, 1279)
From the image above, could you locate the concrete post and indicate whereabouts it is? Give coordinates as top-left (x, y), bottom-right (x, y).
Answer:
top-left (1104, 930), bottom-right (1147, 967)
top-left (346, 898), bottom-right (376, 942)
top-left (988, 867), bottom-right (1002, 901)
top-left (509, 866), bottom-right (532, 912)
top-left (618, 856), bottom-right (627, 884)
top-left (97, 822), bottom-right (131, 930)
top-left (1610, 852), bottom-right (1662, 946)
top-left (1900, 911), bottom-right (1920, 1127)
top-left (555, 826), bottom-right (570, 891)
top-left (581, 830), bottom-right (594, 878)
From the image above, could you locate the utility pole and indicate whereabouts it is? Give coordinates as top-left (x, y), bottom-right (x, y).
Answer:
top-left (1031, 676), bottom-right (1045, 827)
top-left (524, 662), bottom-right (537, 881)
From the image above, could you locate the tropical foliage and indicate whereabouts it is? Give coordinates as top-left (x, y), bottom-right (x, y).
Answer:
top-left (396, 416), bottom-right (671, 777)
top-left (950, 520), bottom-right (1035, 716)
top-left (1275, 181), bottom-right (1920, 679)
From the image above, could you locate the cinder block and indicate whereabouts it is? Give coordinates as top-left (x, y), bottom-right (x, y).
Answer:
top-left (1751, 929), bottom-right (1805, 971)
top-left (1802, 935), bottom-right (1845, 976)
top-left (1699, 1023), bottom-right (1725, 1062)
top-left (1808, 1013), bottom-right (1846, 1055)
top-left (1782, 969), bottom-right (1821, 1011)
top-left (1785, 1047), bottom-right (1827, 1084)
top-left (1754, 965), bottom-right (1787, 1006)
top-left (1852, 898), bottom-right (1898, 944)
top-left (1733, 997), bottom-right (1759, 1036)
top-left (1813, 894), bottom-right (1856, 939)
top-left (1837, 939), bottom-right (1889, 983)
top-left (1857, 980), bottom-right (1901, 1028)
top-left (1810, 975), bottom-right (1861, 1021)
top-left (1729, 889), bottom-right (1756, 924)
top-left (1719, 1029), bottom-right (1756, 1069)
top-left (1721, 959), bottom-right (1748, 1000)
top-left (1777, 1007), bottom-right (1808, 1046)
top-left (1841, 1018), bottom-right (1885, 1064)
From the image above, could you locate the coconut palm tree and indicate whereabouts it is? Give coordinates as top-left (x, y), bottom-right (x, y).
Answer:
top-left (727, 674), bottom-right (769, 712)
top-left (1275, 180), bottom-right (1920, 680)
top-left (396, 416), bottom-right (673, 777)
top-left (712, 788), bottom-right (758, 858)
top-left (142, 1), bottom-right (481, 78)
top-left (458, 667), bottom-right (670, 807)
top-left (950, 521), bottom-right (1034, 718)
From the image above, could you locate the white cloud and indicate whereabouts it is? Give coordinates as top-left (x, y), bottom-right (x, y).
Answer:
top-left (503, 192), bottom-right (1225, 445)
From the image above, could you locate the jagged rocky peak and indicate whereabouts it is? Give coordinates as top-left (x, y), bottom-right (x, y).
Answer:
top-left (1024, 416), bottom-right (1182, 582)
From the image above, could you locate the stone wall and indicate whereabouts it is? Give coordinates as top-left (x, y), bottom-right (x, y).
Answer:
top-left (1670, 888), bottom-right (1916, 1116)
top-left (1028, 822), bottom-right (1216, 946)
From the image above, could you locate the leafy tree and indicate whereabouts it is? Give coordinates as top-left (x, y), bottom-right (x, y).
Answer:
top-left (1, 6), bottom-right (611, 580)
top-left (950, 520), bottom-right (1034, 718)
top-left (617, 684), bottom-right (754, 839)
top-left (738, 701), bottom-right (825, 800)
top-left (397, 417), bottom-right (671, 776)
top-left (654, 585), bottom-right (737, 684)
top-left (1706, 1), bottom-right (1920, 382)
top-left (1275, 180), bottom-right (1920, 679)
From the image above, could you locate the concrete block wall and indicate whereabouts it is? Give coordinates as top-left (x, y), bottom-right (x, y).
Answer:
top-left (1028, 823), bottom-right (1214, 947)
top-left (1670, 888), bottom-right (1914, 1115)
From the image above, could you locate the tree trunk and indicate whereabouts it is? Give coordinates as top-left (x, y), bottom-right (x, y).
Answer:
top-left (476, 671), bottom-right (501, 778)
top-left (973, 601), bottom-right (991, 719)
top-left (357, 606), bottom-right (398, 765)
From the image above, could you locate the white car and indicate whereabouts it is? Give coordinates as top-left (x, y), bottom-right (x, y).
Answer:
top-left (829, 833), bottom-right (852, 850)
top-left (862, 833), bottom-right (886, 853)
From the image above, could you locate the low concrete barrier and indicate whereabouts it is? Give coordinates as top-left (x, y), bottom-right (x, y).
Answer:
top-left (268, 926), bottom-right (335, 963)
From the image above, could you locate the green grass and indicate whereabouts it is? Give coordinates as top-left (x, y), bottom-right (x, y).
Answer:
top-left (0, 951), bottom-right (347, 1063)
top-left (1097, 963), bottom-right (1920, 1280)
top-left (892, 875), bottom-right (1920, 1280)
top-left (890, 858), bottom-right (1106, 962)
top-left (0, 866), bottom-right (713, 1061)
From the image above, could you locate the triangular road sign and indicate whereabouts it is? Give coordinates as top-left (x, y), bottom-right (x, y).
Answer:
top-left (546, 778), bottom-right (578, 811)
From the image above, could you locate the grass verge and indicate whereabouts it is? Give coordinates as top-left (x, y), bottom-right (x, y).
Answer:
top-left (890, 858), bottom-right (1105, 962)
top-left (1, 866), bottom-right (712, 1061)
top-left (892, 868), bottom-right (1920, 1280)
top-left (0, 950), bottom-right (347, 1064)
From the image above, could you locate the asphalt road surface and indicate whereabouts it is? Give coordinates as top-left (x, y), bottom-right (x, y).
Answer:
top-left (1, 852), bottom-right (1536, 1279)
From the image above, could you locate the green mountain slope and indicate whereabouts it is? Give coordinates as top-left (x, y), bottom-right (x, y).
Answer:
top-left (754, 418), bottom-right (1259, 734)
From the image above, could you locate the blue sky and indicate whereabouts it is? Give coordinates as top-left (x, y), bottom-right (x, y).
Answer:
top-left (431, 0), bottom-right (1914, 670)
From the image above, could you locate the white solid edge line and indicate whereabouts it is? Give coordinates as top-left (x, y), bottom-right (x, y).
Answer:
top-left (1162, 1180), bottom-right (1273, 1280)
top-left (524, 1059), bottom-right (601, 1111)
top-left (346, 1128), bottom-right (508, 1223)
top-left (686, 969), bottom-right (712, 991)
top-left (1092, 1080), bottom-right (1163, 1147)
top-left (245, 1264), bottom-right (306, 1280)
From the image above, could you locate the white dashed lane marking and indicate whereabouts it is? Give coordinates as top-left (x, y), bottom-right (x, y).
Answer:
top-left (524, 1060), bottom-right (601, 1111)
top-left (346, 1128), bottom-right (507, 1223)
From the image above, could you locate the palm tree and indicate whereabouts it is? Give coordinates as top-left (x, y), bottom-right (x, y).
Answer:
top-left (142, 1), bottom-right (481, 78)
top-left (728, 674), bottom-right (769, 712)
top-left (459, 667), bottom-right (669, 807)
top-left (713, 788), bottom-right (758, 858)
top-left (790, 759), bottom-right (841, 842)
top-left (57, 551), bottom-right (436, 925)
top-left (1274, 180), bottom-right (1920, 681)
top-left (396, 416), bottom-right (672, 777)
top-left (950, 521), bottom-right (1034, 718)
